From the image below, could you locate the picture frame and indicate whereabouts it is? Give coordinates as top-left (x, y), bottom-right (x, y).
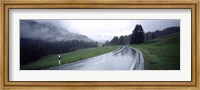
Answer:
top-left (0, 0), bottom-right (199, 90)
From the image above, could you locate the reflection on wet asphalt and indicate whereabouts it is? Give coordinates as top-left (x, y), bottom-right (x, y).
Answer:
top-left (48, 46), bottom-right (141, 70)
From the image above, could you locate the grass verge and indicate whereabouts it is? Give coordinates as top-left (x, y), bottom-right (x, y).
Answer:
top-left (21, 46), bottom-right (119, 70)
top-left (131, 33), bottom-right (180, 70)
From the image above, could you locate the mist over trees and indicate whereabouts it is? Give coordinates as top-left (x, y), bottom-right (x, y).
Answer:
top-left (103, 25), bottom-right (180, 46)
top-left (20, 38), bottom-right (98, 65)
top-left (20, 20), bottom-right (92, 42)
top-left (20, 20), bottom-right (99, 65)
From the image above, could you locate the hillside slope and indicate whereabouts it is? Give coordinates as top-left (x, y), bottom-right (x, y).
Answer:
top-left (132, 33), bottom-right (180, 70)
top-left (20, 20), bottom-right (92, 42)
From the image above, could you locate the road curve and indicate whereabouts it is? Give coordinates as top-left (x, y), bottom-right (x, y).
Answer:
top-left (47, 46), bottom-right (144, 70)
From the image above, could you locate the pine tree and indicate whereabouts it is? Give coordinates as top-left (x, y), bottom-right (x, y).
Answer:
top-left (130, 24), bottom-right (145, 44)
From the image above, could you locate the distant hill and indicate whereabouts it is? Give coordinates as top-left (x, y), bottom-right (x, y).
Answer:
top-left (20, 20), bottom-right (92, 42)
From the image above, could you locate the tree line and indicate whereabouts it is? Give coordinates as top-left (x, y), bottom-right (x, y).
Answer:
top-left (20, 38), bottom-right (98, 65)
top-left (145, 26), bottom-right (180, 40)
top-left (103, 25), bottom-right (180, 46)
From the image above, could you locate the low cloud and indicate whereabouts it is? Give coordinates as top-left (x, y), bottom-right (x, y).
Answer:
top-left (22, 19), bottom-right (180, 42)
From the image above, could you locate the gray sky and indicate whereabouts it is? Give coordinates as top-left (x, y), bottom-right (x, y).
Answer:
top-left (35, 20), bottom-right (180, 42)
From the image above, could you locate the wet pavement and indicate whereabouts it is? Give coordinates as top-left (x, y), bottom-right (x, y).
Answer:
top-left (47, 46), bottom-right (144, 70)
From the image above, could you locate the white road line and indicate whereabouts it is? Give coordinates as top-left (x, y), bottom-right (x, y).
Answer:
top-left (95, 59), bottom-right (106, 64)
top-left (129, 47), bottom-right (144, 70)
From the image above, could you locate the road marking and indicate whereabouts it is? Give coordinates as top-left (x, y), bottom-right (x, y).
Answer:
top-left (95, 59), bottom-right (106, 64)
top-left (129, 47), bottom-right (144, 70)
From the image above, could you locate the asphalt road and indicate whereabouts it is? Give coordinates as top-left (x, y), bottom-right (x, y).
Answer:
top-left (47, 46), bottom-right (144, 70)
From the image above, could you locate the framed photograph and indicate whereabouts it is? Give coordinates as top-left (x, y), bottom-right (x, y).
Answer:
top-left (1, 0), bottom-right (199, 90)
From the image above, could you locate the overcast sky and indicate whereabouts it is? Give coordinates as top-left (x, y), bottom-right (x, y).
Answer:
top-left (35, 20), bottom-right (180, 42)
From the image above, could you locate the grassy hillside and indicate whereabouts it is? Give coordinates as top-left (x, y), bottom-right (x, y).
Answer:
top-left (131, 33), bottom-right (180, 70)
top-left (21, 46), bottom-right (119, 70)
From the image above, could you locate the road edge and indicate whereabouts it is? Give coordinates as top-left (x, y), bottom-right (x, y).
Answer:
top-left (129, 47), bottom-right (144, 70)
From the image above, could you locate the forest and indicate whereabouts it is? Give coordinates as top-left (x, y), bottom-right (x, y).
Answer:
top-left (103, 25), bottom-right (180, 46)
top-left (20, 39), bottom-right (98, 65)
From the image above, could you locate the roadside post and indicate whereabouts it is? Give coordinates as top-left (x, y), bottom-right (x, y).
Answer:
top-left (58, 55), bottom-right (61, 69)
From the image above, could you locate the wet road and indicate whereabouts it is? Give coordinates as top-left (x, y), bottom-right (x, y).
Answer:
top-left (48, 46), bottom-right (144, 70)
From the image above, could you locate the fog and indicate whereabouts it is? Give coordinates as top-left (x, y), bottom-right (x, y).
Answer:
top-left (33, 20), bottom-right (179, 42)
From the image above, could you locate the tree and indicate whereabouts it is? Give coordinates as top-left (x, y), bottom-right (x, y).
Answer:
top-left (110, 36), bottom-right (119, 45)
top-left (119, 36), bottom-right (126, 45)
top-left (152, 33), bottom-right (156, 39)
top-left (130, 24), bottom-right (145, 44)
top-left (106, 35), bottom-right (131, 46)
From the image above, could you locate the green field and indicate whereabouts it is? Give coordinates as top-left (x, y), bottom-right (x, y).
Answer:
top-left (131, 33), bottom-right (180, 70)
top-left (21, 46), bottom-right (119, 70)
